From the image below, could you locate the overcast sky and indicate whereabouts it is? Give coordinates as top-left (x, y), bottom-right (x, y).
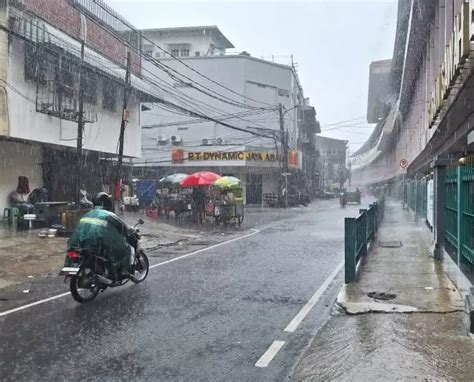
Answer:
top-left (108, 0), bottom-right (398, 152)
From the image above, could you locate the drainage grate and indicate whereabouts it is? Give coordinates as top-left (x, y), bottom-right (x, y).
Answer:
top-left (367, 291), bottom-right (397, 300)
top-left (378, 240), bottom-right (403, 248)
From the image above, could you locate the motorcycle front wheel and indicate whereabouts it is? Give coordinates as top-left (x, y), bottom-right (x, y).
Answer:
top-left (131, 251), bottom-right (149, 284)
top-left (70, 267), bottom-right (100, 303)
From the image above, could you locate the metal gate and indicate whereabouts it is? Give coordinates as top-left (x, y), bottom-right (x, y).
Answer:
top-left (444, 156), bottom-right (474, 264)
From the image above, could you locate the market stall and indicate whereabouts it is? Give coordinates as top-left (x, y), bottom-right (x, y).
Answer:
top-left (209, 176), bottom-right (244, 226)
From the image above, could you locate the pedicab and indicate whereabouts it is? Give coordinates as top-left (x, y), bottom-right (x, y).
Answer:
top-left (211, 176), bottom-right (244, 226)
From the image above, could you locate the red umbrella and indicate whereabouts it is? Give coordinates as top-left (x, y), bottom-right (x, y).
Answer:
top-left (180, 171), bottom-right (221, 187)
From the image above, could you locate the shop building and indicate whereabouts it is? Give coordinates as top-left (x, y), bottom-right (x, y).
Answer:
top-left (351, 1), bottom-right (474, 288)
top-left (0, 0), bottom-right (151, 212)
top-left (314, 136), bottom-right (349, 192)
top-left (135, 26), bottom-right (319, 204)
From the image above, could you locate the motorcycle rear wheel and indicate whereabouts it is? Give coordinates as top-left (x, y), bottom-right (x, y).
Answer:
top-left (70, 268), bottom-right (100, 303)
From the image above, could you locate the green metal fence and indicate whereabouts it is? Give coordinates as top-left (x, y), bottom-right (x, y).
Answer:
top-left (408, 181), bottom-right (416, 211)
top-left (417, 178), bottom-right (428, 220)
top-left (445, 156), bottom-right (474, 265)
top-left (445, 164), bottom-right (458, 250)
top-left (405, 176), bottom-right (429, 221)
top-left (345, 199), bottom-right (384, 283)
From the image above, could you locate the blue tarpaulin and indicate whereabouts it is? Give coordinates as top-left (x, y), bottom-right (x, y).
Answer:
top-left (136, 180), bottom-right (157, 204)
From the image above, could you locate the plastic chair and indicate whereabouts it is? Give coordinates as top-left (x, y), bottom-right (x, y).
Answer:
top-left (3, 207), bottom-right (20, 222)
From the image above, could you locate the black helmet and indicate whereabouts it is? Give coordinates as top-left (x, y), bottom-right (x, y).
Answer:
top-left (93, 192), bottom-right (114, 212)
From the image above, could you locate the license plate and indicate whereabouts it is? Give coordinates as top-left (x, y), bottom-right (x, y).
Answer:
top-left (59, 267), bottom-right (79, 276)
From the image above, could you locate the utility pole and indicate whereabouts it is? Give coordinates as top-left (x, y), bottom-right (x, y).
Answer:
top-left (75, 40), bottom-right (85, 206)
top-left (347, 146), bottom-right (352, 187)
top-left (116, 51), bottom-right (132, 204)
top-left (279, 103), bottom-right (289, 208)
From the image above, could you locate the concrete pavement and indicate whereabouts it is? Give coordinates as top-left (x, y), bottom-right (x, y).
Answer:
top-left (292, 200), bottom-right (474, 381)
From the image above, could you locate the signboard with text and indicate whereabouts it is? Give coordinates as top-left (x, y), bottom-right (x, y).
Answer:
top-left (187, 151), bottom-right (282, 162)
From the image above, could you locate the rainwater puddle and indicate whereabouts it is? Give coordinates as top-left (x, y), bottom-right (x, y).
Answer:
top-left (378, 240), bottom-right (403, 248)
top-left (367, 291), bottom-right (397, 300)
top-left (242, 294), bottom-right (305, 305)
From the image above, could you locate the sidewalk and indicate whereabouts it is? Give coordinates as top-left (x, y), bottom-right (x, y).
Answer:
top-left (293, 200), bottom-right (474, 381)
top-left (0, 211), bottom-right (242, 291)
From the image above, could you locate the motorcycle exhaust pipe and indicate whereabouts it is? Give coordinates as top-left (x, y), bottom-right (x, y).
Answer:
top-left (97, 275), bottom-right (113, 285)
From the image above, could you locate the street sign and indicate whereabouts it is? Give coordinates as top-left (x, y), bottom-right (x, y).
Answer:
top-left (400, 159), bottom-right (408, 169)
top-left (281, 173), bottom-right (291, 176)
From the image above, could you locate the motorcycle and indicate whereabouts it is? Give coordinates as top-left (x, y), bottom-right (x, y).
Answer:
top-left (59, 218), bottom-right (149, 303)
top-left (339, 193), bottom-right (347, 208)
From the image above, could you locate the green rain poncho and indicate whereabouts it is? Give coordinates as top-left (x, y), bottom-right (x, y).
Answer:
top-left (66, 208), bottom-right (132, 271)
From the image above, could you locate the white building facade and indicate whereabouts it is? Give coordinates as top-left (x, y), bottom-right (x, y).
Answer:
top-left (136, 26), bottom-right (317, 204)
top-left (352, 0), bottom-right (474, 185)
top-left (0, 0), bottom-right (146, 212)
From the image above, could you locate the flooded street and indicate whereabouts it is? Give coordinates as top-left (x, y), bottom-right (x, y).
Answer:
top-left (1, 0), bottom-right (474, 380)
top-left (0, 200), bottom-right (357, 381)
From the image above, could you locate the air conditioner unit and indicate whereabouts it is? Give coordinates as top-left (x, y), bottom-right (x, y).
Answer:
top-left (171, 135), bottom-right (182, 145)
top-left (202, 137), bottom-right (212, 146)
top-left (216, 137), bottom-right (223, 145)
top-left (157, 135), bottom-right (169, 145)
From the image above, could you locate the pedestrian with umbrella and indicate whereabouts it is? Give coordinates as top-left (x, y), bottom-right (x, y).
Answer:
top-left (180, 172), bottom-right (221, 224)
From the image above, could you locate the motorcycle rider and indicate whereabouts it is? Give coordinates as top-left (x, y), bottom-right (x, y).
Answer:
top-left (66, 192), bottom-right (135, 280)
top-left (339, 189), bottom-right (347, 207)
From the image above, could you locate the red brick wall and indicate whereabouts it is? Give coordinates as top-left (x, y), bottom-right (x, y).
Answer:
top-left (24, 0), bottom-right (140, 73)
top-left (26, 0), bottom-right (81, 38)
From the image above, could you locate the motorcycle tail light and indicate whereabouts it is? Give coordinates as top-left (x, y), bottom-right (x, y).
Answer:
top-left (67, 250), bottom-right (79, 262)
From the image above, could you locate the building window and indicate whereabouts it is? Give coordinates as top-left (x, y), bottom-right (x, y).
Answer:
top-left (332, 149), bottom-right (337, 155)
top-left (24, 44), bottom-right (37, 82)
top-left (171, 49), bottom-right (179, 57)
top-left (25, 45), bottom-right (54, 85)
top-left (103, 80), bottom-right (117, 112)
top-left (60, 57), bottom-right (78, 98)
top-left (180, 49), bottom-right (189, 57)
top-left (195, 51), bottom-right (201, 57)
top-left (143, 44), bottom-right (153, 56)
top-left (83, 70), bottom-right (98, 104)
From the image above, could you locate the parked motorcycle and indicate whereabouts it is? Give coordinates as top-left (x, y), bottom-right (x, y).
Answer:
top-left (339, 193), bottom-right (347, 208)
top-left (59, 218), bottom-right (149, 303)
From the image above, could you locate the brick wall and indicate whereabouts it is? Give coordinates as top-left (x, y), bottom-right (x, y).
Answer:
top-left (26, 0), bottom-right (81, 39)
top-left (24, 0), bottom-right (140, 73)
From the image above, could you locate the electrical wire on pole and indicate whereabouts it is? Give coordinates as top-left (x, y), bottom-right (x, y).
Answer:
top-left (279, 103), bottom-right (290, 208)
top-left (115, 51), bottom-right (131, 205)
top-left (76, 40), bottom-right (85, 205)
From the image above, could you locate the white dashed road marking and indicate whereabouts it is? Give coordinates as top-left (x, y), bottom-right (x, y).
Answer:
top-left (255, 340), bottom-right (286, 368)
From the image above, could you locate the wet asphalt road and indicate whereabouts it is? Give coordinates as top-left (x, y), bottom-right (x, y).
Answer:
top-left (0, 200), bottom-right (367, 381)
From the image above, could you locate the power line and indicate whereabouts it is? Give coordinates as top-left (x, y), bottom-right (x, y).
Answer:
top-left (142, 99), bottom-right (276, 139)
top-left (137, 56), bottom-right (279, 129)
top-left (88, 0), bottom-right (275, 108)
top-left (141, 107), bottom-right (276, 129)
top-left (9, 3), bottom-right (266, 121)
top-left (4, 7), bottom-right (283, 145)
top-left (320, 116), bottom-right (367, 127)
top-left (144, 55), bottom-right (264, 110)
